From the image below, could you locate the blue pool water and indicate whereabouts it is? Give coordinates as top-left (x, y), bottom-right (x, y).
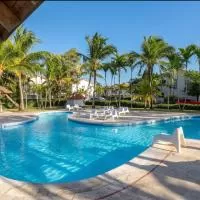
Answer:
top-left (0, 112), bottom-right (199, 183)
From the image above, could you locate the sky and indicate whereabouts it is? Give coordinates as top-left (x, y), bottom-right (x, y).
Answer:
top-left (24, 1), bottom-right (200, 85)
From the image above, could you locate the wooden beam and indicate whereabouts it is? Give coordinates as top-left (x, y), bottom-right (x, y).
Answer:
top-left (0, 2), bottom-right (20, 32)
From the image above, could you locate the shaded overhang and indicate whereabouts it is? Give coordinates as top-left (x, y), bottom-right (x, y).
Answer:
top-left (0, 0), bottom-right (43, 41)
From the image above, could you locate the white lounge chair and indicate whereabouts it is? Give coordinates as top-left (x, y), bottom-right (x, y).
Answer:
top-left (74, 104), bottom-right (81, 110)
top-left (118, 107), bottom-right (126, 115)
top-left (152, 127), bottom-right (186, 153)
top-left (124, 107), bottom-right (129, 113)
top-left (111, 110), bottom-right (119, 120)
top-left (89, 110), bottom-right (99, 119)
top-left (66, 104), bottom-right (73, 111)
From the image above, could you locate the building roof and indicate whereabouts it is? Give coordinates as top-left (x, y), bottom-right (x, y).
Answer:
top-left (0, 0), bottom-right (43, 41)
top-left (0, 86), bottom-right (12, 94)
top-left (69, 93), bottom-right (85, 100)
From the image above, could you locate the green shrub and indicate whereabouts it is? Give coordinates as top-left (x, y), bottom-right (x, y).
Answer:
top-left (155, 104), bottom-right (180, 109)
top-left (85, 100), bottom-right (200, 111)
top-left (85, 100), bottom-right (145, 108)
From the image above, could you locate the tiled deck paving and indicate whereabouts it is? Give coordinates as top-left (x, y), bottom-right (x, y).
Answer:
top-left (0, 111), bottom-right (199, 200)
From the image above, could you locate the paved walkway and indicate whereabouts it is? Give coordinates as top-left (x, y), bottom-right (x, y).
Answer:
top-left (0, 112), bottom-right (38, 125)
top-left (0, 111), bottom-right (199, 199)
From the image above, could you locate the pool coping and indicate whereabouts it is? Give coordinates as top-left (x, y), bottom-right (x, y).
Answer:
top-left (68, 112), bottom-right (198, 127)
top-left (1, 110), bottom-right (199, 129)
top-left (0, 110), bottom-right (72, 129)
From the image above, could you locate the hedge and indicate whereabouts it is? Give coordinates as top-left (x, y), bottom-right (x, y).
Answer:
top-left (85, 100), bottom-right (145, 108)
top-left (85, 100), bottom-right (200, 110)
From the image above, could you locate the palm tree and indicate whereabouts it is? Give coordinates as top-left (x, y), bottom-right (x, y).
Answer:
top-left (110, 53), bottom-right (130, 107)
top-left (193, 45), bottom-right (200, 72)
top-left (7, 26), bottom-right (47, 110)
top-left (128, 53), bottom-right (137, 108)
top-left (132, 36), bottom-right (174, 109)
top-left (101, 63), bottom-right (110, 99)
top-left (179, 45), bottom-right (195, 105)
top-left (160, 53), bottom-right (184, 109)
top-left (102, 63), bottom-right (110, 87)
top-left (84, 32), bottom-right (116, 108)
top-left (133, 75), bottom-right (161, 109)
top-left (0, 40), bottom-right (18, 77)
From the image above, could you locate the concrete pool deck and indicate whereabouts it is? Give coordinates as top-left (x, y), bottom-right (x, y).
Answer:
top-left (68, 110), bottom-right (194, 126)
top-left (0, 111), bottom-right (199, 199)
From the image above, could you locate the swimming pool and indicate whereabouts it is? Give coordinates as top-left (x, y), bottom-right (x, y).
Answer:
top-left (0, 112), bottom-right (199, 183)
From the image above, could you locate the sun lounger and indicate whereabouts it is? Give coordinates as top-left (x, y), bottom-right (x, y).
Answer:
top-left (66, 104), bottom-right (73, 111)
top-left (117, 107), bottom-right (126, 115)
top-left (74, 104), bottom-right (81, 110)
top-left (124, 107), bottom-right (129, 113)
top-left (111, 110), bottom-right (119, 120)
top-left (152, 127), bottom-right (186, 153)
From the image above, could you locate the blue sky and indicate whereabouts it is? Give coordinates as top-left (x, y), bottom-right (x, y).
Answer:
top-left (24, 1), bottom-right (200, 84)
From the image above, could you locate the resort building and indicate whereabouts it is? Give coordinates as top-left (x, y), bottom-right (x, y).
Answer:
top-left (105, 83), bottom-right (130, 98)
top-left (160, 70), bottom-right (197, 101)
top-left (72, 79), bottom-right (94, 98)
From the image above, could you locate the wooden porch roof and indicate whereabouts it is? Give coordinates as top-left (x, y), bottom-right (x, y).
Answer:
top-left (0, 0), bottom-right (43, 41)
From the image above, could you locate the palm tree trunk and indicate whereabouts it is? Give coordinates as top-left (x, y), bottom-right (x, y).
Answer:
top-left (118, 69), bottom-right (121, 107)
top-left (49, 88), bottom-right (52, 108)
top-left (176, 73), bottom-right (181, 110)
top-left (105, 71), bottom-right (107, 86)
top-left (199, 59), bottom-right (200, 73)
top-left (18, 74), bottom-right (24, 111)
top-left (36, 93), bottom-right (39, 108)
top-left (130, 66), bottom-right (133, 108)
top-left (87, 73), bottom-right (92, 90)
top-left (104, 71), bottom-right (107, 102)
top-left (109, 74), bottom-right (113, 106)
top-left (92, 70), bottom-right (96, 108)
top-left (198, 60), bottom-right (200, 101)
top-left (45, 89), bottom-right (48, 108)
top-left (148, 66), bottom-right (153, 109)
top-left (183, 62), bottom-right (188, 110)
top-left (5, 94), bottom-right (19, 108)
top-left (167, 89), bottom-right (170, 110)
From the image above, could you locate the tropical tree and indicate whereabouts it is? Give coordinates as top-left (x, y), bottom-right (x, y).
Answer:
top-left (132, 36), bottom-right (174, 109)
top-left (128, 53), bottom-right (137, 107)
top-left (185, 70), bottom-right (200, 101)
top-left (193, 45), bottom-right (200, 72)
top-left (110, 53), bottom-right (130, 107)
top-left (160, 53), bottom-right (184, 109)
top-left (0, 40), bottom-right (19, 77)
top-left (83, 32), bottom-right (116, 108)
top-left (6, 26), bottom-right (47, 110)
top-left (133, 75), bottom-right (161, 109)
top-left (179, 45), bottom-right (195, 105)
top-left (101, 63), bottom-right (110, 87)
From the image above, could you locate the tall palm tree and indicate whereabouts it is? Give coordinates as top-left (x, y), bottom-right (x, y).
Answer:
top-left (7, 26), bottom-right (47, 110)
top-left (132, 36), bottom-right (174, 109)
top-left (128, 53), bottom-right (137, 108)
top-left (110, 53), bottom-right (130, 107)
top-left (102, 63), bottom-right (110, 87)
top-left (193, 45), bottom-right (200, 72)
top-left (179, 45), bottom-right (195, 104)
top-left (160, 53), bottom-right (184, 109)
top-left (83, 32), bottom-right (116, 108)
top-left (101, 63), bottom-right (110, 99)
